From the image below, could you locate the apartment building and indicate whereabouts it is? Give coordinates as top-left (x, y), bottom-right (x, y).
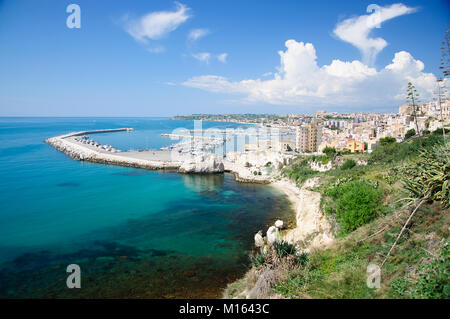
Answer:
top-left (295, 121), bottom-right (322, 152)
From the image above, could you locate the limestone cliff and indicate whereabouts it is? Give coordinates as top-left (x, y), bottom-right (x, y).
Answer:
top-left (283, 177), bottom-right (334, 251)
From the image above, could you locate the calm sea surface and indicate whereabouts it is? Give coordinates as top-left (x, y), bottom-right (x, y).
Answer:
top-left (0, 117), bottom-right (294, 298)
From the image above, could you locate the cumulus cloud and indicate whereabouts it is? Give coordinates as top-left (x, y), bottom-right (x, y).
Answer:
top-left (188, 28), bottom-right (210, 41)
top-left (192, 52), bottom-right (211, 63)
top-left (124, 2), bottom-right (191, 43)
top-left (183, 39), bottom-right (438, 109)
top-left (333, 3), bottom-right (417, 65)
top-left (217, 53), bottom-right (228, 63)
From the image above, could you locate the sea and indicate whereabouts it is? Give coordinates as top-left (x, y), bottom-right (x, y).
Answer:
top-left (0, 117), bottom-right (294, 298)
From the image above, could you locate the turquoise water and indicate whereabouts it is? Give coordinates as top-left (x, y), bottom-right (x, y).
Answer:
top-left (0, 117), bottom-right (294, 298)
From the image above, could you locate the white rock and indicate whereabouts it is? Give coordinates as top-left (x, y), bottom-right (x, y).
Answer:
top-left (266, 226), bottom-right (278, 245)
top-left (275, 220), bottom-right (283, 229)
top-left (178, 154), bottom-right (224, 174)
top-left (254, 232), bottom-right (264, 247)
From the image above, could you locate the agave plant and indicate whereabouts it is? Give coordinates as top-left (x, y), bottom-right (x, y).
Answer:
top-left (382, 143), bottom-right (449, 268)
top-left (401, 144), bottom-right (449, 208)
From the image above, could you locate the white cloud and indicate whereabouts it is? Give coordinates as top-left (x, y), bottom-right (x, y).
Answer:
top-left (182, 39), bottom-right (439, 109)
top-left (188, 28), bottom-right (210, 41)
top-left (124, 2), bottom-right (191, 43)
top-left (333, 3), bottom-right (417, 65)
top-left (217, 53), bottom-right (228, 63)
top-left (192, 52), bottom-right (211, 63)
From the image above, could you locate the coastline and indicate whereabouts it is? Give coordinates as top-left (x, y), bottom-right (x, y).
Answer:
top-left (270, 178), bottom-right (301, 214)
top-left (272, 177), bottom-right (334, 251)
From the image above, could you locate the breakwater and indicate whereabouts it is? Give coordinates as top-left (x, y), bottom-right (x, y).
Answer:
top-left (45, 128), bottom-right (286, 181)
top-left (45, 129), bottom-right (182, 170)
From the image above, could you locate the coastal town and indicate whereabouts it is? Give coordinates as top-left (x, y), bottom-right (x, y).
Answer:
top-left (172, 98), bottom-right (450, 155)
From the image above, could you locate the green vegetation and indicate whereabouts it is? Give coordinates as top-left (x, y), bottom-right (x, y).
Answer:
top-left (311, 155), bottom-right (331, 165)
top-left (432, 128), bottom-right (450, 136)
top-left (250, 253), bottom-right (266, 267)
top-left (411, 244), bottom-right (450, 299)
top-left (405, 128), bottom-right (416, 139)
top-left (401, 144), bottom-right (449, 207)
top-left (273, 241), bottom-right (297, 258)
top-left (368, 134), bottom-right (443, 164)
top-left (282, 158), bottom-right (317, 184)
top-left (379, 136), bottom-right (396, 145)
top-left (341, 159), bottom-right (356, 170)
top-left (325, 180), bottom-right (383, 234)
top-left (322, 146), bottom-right (337, 157)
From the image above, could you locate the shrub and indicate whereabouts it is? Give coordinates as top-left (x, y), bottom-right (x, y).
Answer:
top-left (333, 180), bottom-right (382, 234)
top-left (401, 144), bottom-right (449, 208)
top-left (297, 253), bottom-right (309, 266)
top-left (405, 129), bottom-right (416, 139)
top-left (432, 128), bottom-right (450, 136)
top-left (250, 253), bottom-right (266, 267)
top-left (273, 241), bottom-right (297, 258)
top-left (368, 134), bottom-right (444, 164)
top-left (283, 159), bottom-right (317, 183)
top-left (322, 146), bottom-right (337, 157)
top-left (341, 159), bottom-right (356, 170)
top-left (380, 136), bottom-right (396, 146)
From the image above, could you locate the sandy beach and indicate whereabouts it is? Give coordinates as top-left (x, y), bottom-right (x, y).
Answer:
top-left (270, 178), bottom-right (301, 214)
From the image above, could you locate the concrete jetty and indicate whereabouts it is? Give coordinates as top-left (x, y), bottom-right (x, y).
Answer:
top-left (45, 128), bottom-right (293, 179)
top-left (45, 128), bottom-right (182, 170)
top-left (45, 128), bottom-right (224, 173)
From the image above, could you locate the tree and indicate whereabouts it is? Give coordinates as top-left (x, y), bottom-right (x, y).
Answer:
top-left (380, 136), bottom-right (396, 146)
top-left (405, 128), bottom-right (416, 140)
top-left (322, 146), bottom-right (336, 157)
top-left (438, 27), bottom-right (449, 140)
top-left (406, 82), bottom-right (423, 147)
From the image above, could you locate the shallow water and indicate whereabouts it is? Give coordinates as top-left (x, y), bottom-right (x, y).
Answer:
top-left (0, 117), bottom-right (294, 298)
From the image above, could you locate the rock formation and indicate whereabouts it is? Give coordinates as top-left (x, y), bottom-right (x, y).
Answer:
top-left (178, 154), bottom-right (224, 174)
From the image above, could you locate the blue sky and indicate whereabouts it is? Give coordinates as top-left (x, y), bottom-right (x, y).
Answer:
top-left (0, 0), bottom-right (448, 116)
